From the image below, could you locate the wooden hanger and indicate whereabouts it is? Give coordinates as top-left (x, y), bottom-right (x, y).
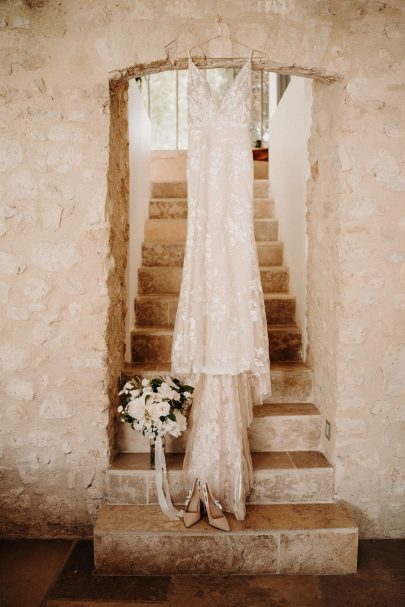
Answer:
top-left (166, 16), bottom-right (266, 66)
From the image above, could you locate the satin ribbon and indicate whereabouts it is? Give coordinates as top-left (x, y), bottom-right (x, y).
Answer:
top-left (154, 434), bottom-right (185, 520)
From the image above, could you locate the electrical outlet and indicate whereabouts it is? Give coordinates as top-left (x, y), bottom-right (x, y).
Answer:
top-left (325, 419), bottom-right (331, 440)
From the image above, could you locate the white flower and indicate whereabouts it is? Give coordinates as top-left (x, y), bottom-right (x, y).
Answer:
top-left (142, 378), bottom-right (149, 387)
top-left (163, 375), bottom-right (177, 389)
top-left (183, 391), bottom-right (192, 399)
top-left (157, 382), bottom-right (177, 400)
top-left (167, 410), bottom-right (187, 437)
top-left (147, 400), bottom-right (170, 421)
top-left (117, 405), bottom-right (123, 413)
top-left (127, 396), bottom-right (146, 419)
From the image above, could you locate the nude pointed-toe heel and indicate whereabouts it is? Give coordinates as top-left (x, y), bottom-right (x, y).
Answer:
top-left (200, 481), bottom-right (230, 532)
top-left (183, 478), bottom-right (202, 528)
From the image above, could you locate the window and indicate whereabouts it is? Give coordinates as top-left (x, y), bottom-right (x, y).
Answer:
top-left (139, 68), bottom-right (270, 150)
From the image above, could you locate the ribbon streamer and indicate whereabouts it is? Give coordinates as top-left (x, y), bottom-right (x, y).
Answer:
top-left (154, 434), bottom-right (185, 520)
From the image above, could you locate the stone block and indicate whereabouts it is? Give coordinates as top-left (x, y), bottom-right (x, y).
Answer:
top-left (144, 218), bottom-right (278, 242)
top-left (250, 403), bottom-right (321, 451)
top-left (131, 324), bottom-right (302, 364)
top-left (149, 197), bottom-right (274, 220)
top-left (118, 402), bottom-right (320, 454)
top-left (106, 451), bottom-right (333, 506)
top-left (0, 250), bottom-right (26, 275)
top-left (138, 266), bottom-right (289, 295)
top-left (135, 293), bottom-right (295, 328)
top-left (32, 240), bottom-right (80, 272)
top-left (94, 503), bottom-right (358, 575)
top-left (150, 180), bottom-right (269, 199)
top-left (120, 361), bottom-right (313, 404)
top-left (141, 240), bottom-right (283, 267)
top-left (279, 530), bottom-right (358, 574)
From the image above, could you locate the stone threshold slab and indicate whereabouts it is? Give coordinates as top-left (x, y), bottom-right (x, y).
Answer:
top-left (94, 503), bottom-right (358, 575)
top-left (110, 450), bottom-right (332, 472)
top-left (96, 503), bottom-right (356, 533)
top-left (106, 451), bottom-right (334, 506)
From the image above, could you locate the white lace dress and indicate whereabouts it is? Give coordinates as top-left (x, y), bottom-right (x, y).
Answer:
top-left (171, 50), bottom-right (272, 520)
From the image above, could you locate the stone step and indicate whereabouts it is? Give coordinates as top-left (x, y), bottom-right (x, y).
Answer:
top-left (151, 179), bottom-right (270, 199)
top-left (149, 197), bottom-right (274, 219)
top-left (130, 324), bottom-right (302, 364)
top-left (107, 451), bottom-right (334, 506)
top-left (118, 402), bottom-right (319, 453)
top-left (142, 240), bottom-right (283, 267)
top-left (120, 361), bottom-right (313, 404)
top-left (94, 503), bottom-right (358, 575)
top-left (135, 293), bottom-right (296, 328)
top-left (144, 218), bottom-right (278, 242)
top-left (138, 265), bottom-right (289, 295)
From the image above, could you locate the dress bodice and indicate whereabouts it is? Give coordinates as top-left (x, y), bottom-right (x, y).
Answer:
top-left (187, 53), bottom-right (252, 130)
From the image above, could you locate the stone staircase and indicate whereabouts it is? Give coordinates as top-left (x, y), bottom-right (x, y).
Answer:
top-left (94, 179), bottom-right (358, 575)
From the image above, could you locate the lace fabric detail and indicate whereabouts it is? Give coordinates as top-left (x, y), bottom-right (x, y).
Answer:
top-left (187, 56), bottom-right (252, 129)
top-left (183, 373), bottom-right (254, 521)
top-left (171, 51), bottom-right (272, 520)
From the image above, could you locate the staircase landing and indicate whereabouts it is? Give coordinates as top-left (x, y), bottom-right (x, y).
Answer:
top-left (94, 503), bottom-right (358, 575)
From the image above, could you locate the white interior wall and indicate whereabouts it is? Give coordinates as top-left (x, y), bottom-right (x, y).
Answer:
top-left (125, 79), bottom-right (151, 362)
top-left (268, 76), bottom-right (312, 359)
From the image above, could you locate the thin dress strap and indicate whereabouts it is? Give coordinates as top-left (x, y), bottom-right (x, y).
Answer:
top-left (249, 48), bottom-right (253, 61)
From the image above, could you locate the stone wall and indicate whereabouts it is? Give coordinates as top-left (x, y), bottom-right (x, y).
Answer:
top-left (0, 0), bottom-right (404, 538)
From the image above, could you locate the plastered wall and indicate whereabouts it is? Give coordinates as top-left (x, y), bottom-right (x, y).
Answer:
top-left (0, 0), bottom-right (404, 538)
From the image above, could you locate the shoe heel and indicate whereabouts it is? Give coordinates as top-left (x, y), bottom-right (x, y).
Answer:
top-left (200, 500), bottom-right (207, 516)
top-left (200, 481), bottom-right (230, 532)
top-left (183, 478), bottom-right (202, 528)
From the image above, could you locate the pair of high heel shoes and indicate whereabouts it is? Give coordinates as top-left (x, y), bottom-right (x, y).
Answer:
top-left (183, 478), bottom-right (230, 531)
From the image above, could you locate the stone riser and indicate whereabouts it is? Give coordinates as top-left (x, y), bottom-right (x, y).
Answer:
top-left (94, 504), bottom-right (358, 575)
top-left (151, 180), bottom-right (270, 199)
top-left (144, 218), bottom-right (278, 243)
top-left (107, 461), bottom-right (333, 506)
top-left (138, 266), bottom-right (289, 295)
top-left (135, 294), bottom-right (296, 328)
top-left (149, 197), bottom-right (274, 220)
top-left (142, 240), bottom-right (283, 267)
top-left (117, 407), bottom-right (320, 453)
top-left (131, 326), bottom-right (302, 364)
top-left (120, 362), bottom-right (313, 404)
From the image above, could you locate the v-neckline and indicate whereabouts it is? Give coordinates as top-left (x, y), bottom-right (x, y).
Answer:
top-left (188, 54), bottom-right (252, 109)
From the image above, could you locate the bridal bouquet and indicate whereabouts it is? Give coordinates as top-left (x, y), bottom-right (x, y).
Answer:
top-left (117, 375), bottom-right (194, 521)
top-left (117, 375), bottom-right (194, 441)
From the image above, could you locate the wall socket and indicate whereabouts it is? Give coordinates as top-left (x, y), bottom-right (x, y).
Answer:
top-left (325, 419), bottom-right (331, 440)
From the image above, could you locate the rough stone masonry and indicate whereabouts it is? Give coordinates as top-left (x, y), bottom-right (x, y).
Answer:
top-left (0, 0), bottom-right (404, 538)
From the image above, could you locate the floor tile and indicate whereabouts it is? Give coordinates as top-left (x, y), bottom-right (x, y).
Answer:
top-left (0, 539), bottom-right (72, 607)
top-left (45, 541), bottom-right (170, 604)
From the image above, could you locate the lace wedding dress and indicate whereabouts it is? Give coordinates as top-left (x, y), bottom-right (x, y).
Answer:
top-left (171, 49), bottom-right (272, 520)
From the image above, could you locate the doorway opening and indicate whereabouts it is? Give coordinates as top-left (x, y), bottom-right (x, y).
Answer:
top-left (105, 56), bottom-right (342, 461)
top-left (124, 65), bottom-right (310, 367)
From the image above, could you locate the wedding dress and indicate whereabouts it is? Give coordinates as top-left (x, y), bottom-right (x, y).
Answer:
top-left (171, 49), bottom-right (272, 521)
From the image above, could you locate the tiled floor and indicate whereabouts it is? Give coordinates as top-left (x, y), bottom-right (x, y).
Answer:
top-left (0, 538), bottom-right (404, 607)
